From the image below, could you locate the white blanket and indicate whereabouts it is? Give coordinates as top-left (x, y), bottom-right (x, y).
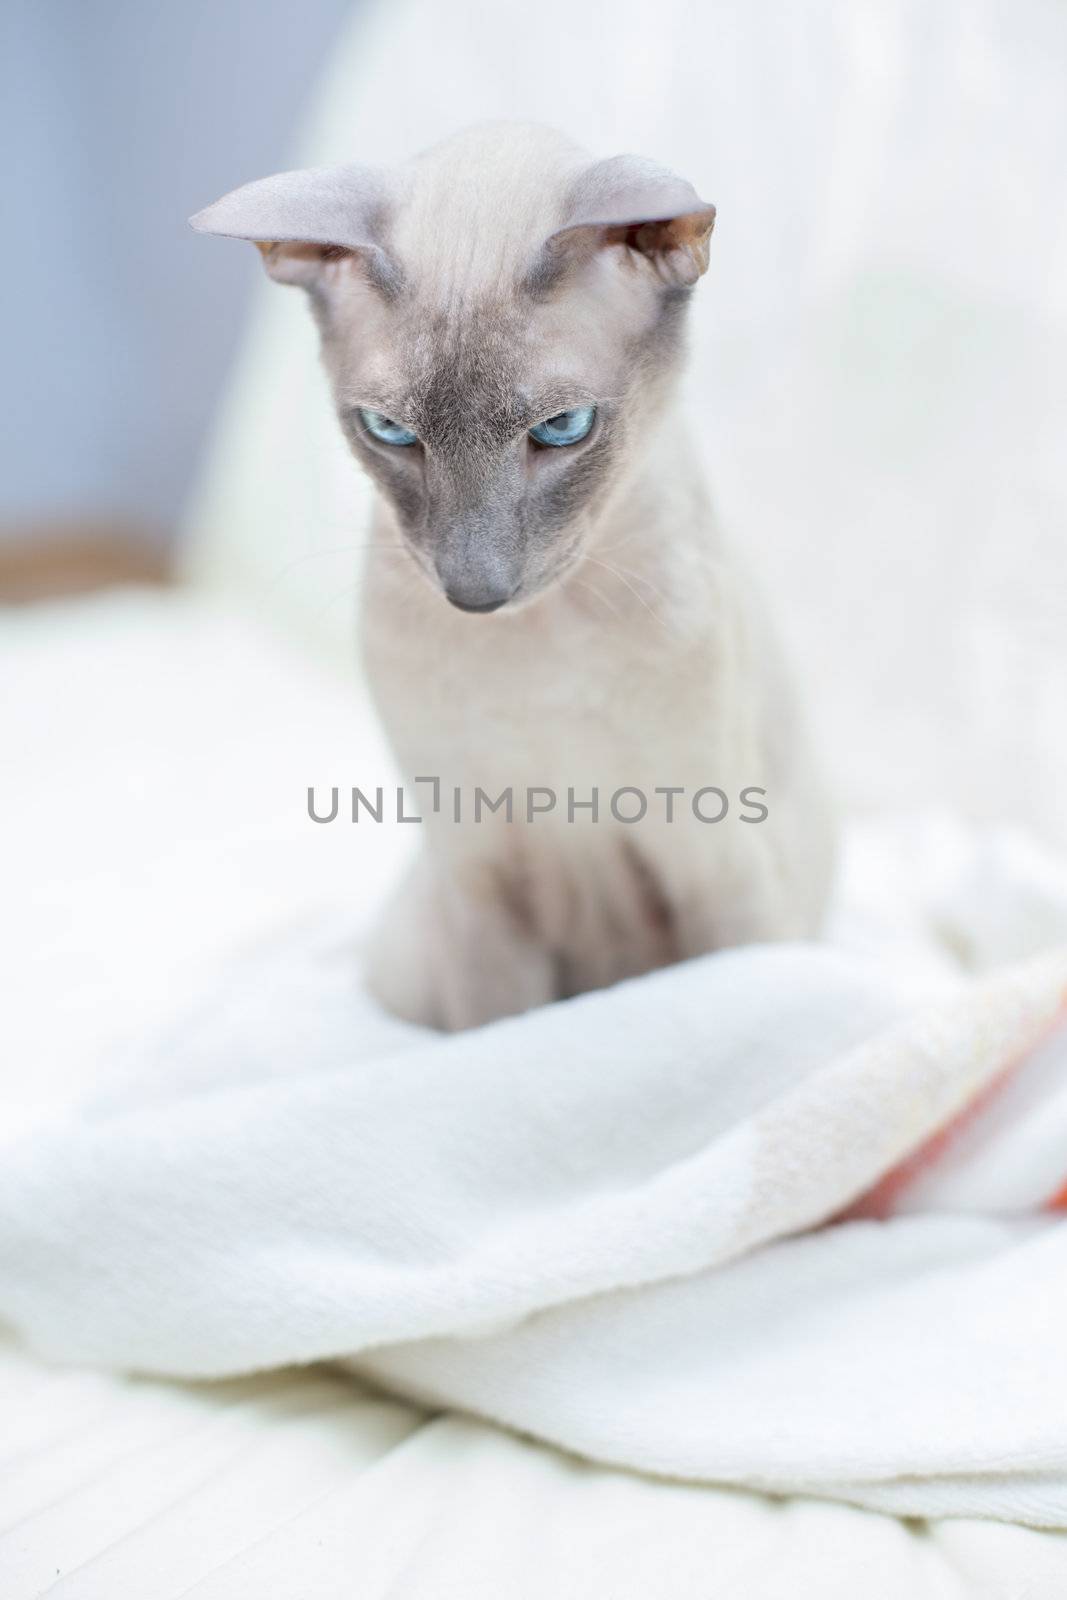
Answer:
top-left (3, 754), bottom-right (1066, 1524)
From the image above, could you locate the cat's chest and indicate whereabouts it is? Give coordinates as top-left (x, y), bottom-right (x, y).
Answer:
top-left (376, 624), bottom-right (712, 779)
top-left (361, 555), bottom-right (741, 800)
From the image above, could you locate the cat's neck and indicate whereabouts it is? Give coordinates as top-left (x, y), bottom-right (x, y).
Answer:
top-left (567, 408), bottom-right (724, 622)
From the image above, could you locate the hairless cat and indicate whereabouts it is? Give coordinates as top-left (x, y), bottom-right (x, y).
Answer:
top-left (194, 122), bottom-right (834, 1029)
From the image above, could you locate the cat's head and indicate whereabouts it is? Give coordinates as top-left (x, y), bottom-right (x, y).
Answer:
top-left (193, 124), bottom-right (714, 613)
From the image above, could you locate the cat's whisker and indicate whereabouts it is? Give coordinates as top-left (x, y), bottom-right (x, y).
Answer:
top-left (568, 573), bottom-right (624, 622)
top-left (583, 554), bottom-right (669, 629)
top-left (591, 552), bottom-right (665, 601)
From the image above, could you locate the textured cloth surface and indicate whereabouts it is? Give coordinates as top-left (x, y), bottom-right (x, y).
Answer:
top-left (7, 1338), bottom-right (1067, 1600)
top-left (3, 594), bottom-right (1067, 1536)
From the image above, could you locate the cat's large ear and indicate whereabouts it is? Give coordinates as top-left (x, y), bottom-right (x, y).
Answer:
top-left (190, 165), bottom-right (397, 291)
top-left (545, 155), bottom-right (715, 289)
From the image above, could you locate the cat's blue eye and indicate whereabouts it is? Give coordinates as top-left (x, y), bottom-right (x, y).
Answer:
top-left (529, 406), bottom-right (597, 447)
top-left (359, 408), bottom-right (419, 447)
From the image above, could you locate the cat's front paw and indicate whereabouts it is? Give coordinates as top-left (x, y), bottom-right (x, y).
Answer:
top-left (365, 855), bottom-right (556, 1032)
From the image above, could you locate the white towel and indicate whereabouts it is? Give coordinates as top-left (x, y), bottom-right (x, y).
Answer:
top-left (2, 893), bottom-right (1065, 1524)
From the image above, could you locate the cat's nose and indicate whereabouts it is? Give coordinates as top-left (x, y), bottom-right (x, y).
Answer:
top-left (434, 547), bottom-right (518, 613)
top-left (443, 584), bottom-right (514, 614)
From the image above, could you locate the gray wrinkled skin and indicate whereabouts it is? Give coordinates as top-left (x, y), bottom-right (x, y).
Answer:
top-left (194, 123), bottom-right (835, 1029)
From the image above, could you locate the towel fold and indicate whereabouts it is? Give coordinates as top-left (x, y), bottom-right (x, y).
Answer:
top-left (1, 859), bottom-right (1066, 1524)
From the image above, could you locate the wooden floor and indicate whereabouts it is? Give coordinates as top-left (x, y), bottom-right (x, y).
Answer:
top-left (0, 523), bottom-right (172, 604)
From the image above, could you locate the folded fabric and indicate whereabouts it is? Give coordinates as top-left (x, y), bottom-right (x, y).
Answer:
top-left (1, 871), bottom-right (1066, 1525)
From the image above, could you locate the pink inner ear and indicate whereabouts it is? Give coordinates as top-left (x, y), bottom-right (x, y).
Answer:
top-left (255, 240), bottom-right (349, 261)
top-left (253, 237), bottom-right (401, 298)
top-left (604, 209), bottom-right (716, 288)
top-left (253, 239), bottom-right (357, 289)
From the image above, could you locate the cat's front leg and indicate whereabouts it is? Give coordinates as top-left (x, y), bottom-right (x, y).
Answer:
top-left (649, 822), bottom-right (827, 960)
top-left (365, 853), bottom-right (556, 1031)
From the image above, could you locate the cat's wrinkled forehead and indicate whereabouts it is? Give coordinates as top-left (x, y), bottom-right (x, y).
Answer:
top-left (387, 124), bottom-right (587, 306)
top-left (387, 298), bottom-right (534, 454)
top-left (361, 281), bottom-right (623, 463)
top-left (366, 131), bottom-right (656, 448)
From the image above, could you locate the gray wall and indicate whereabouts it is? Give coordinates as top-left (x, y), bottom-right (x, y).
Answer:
top-left (1, 0), bottom-right (356, 543)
